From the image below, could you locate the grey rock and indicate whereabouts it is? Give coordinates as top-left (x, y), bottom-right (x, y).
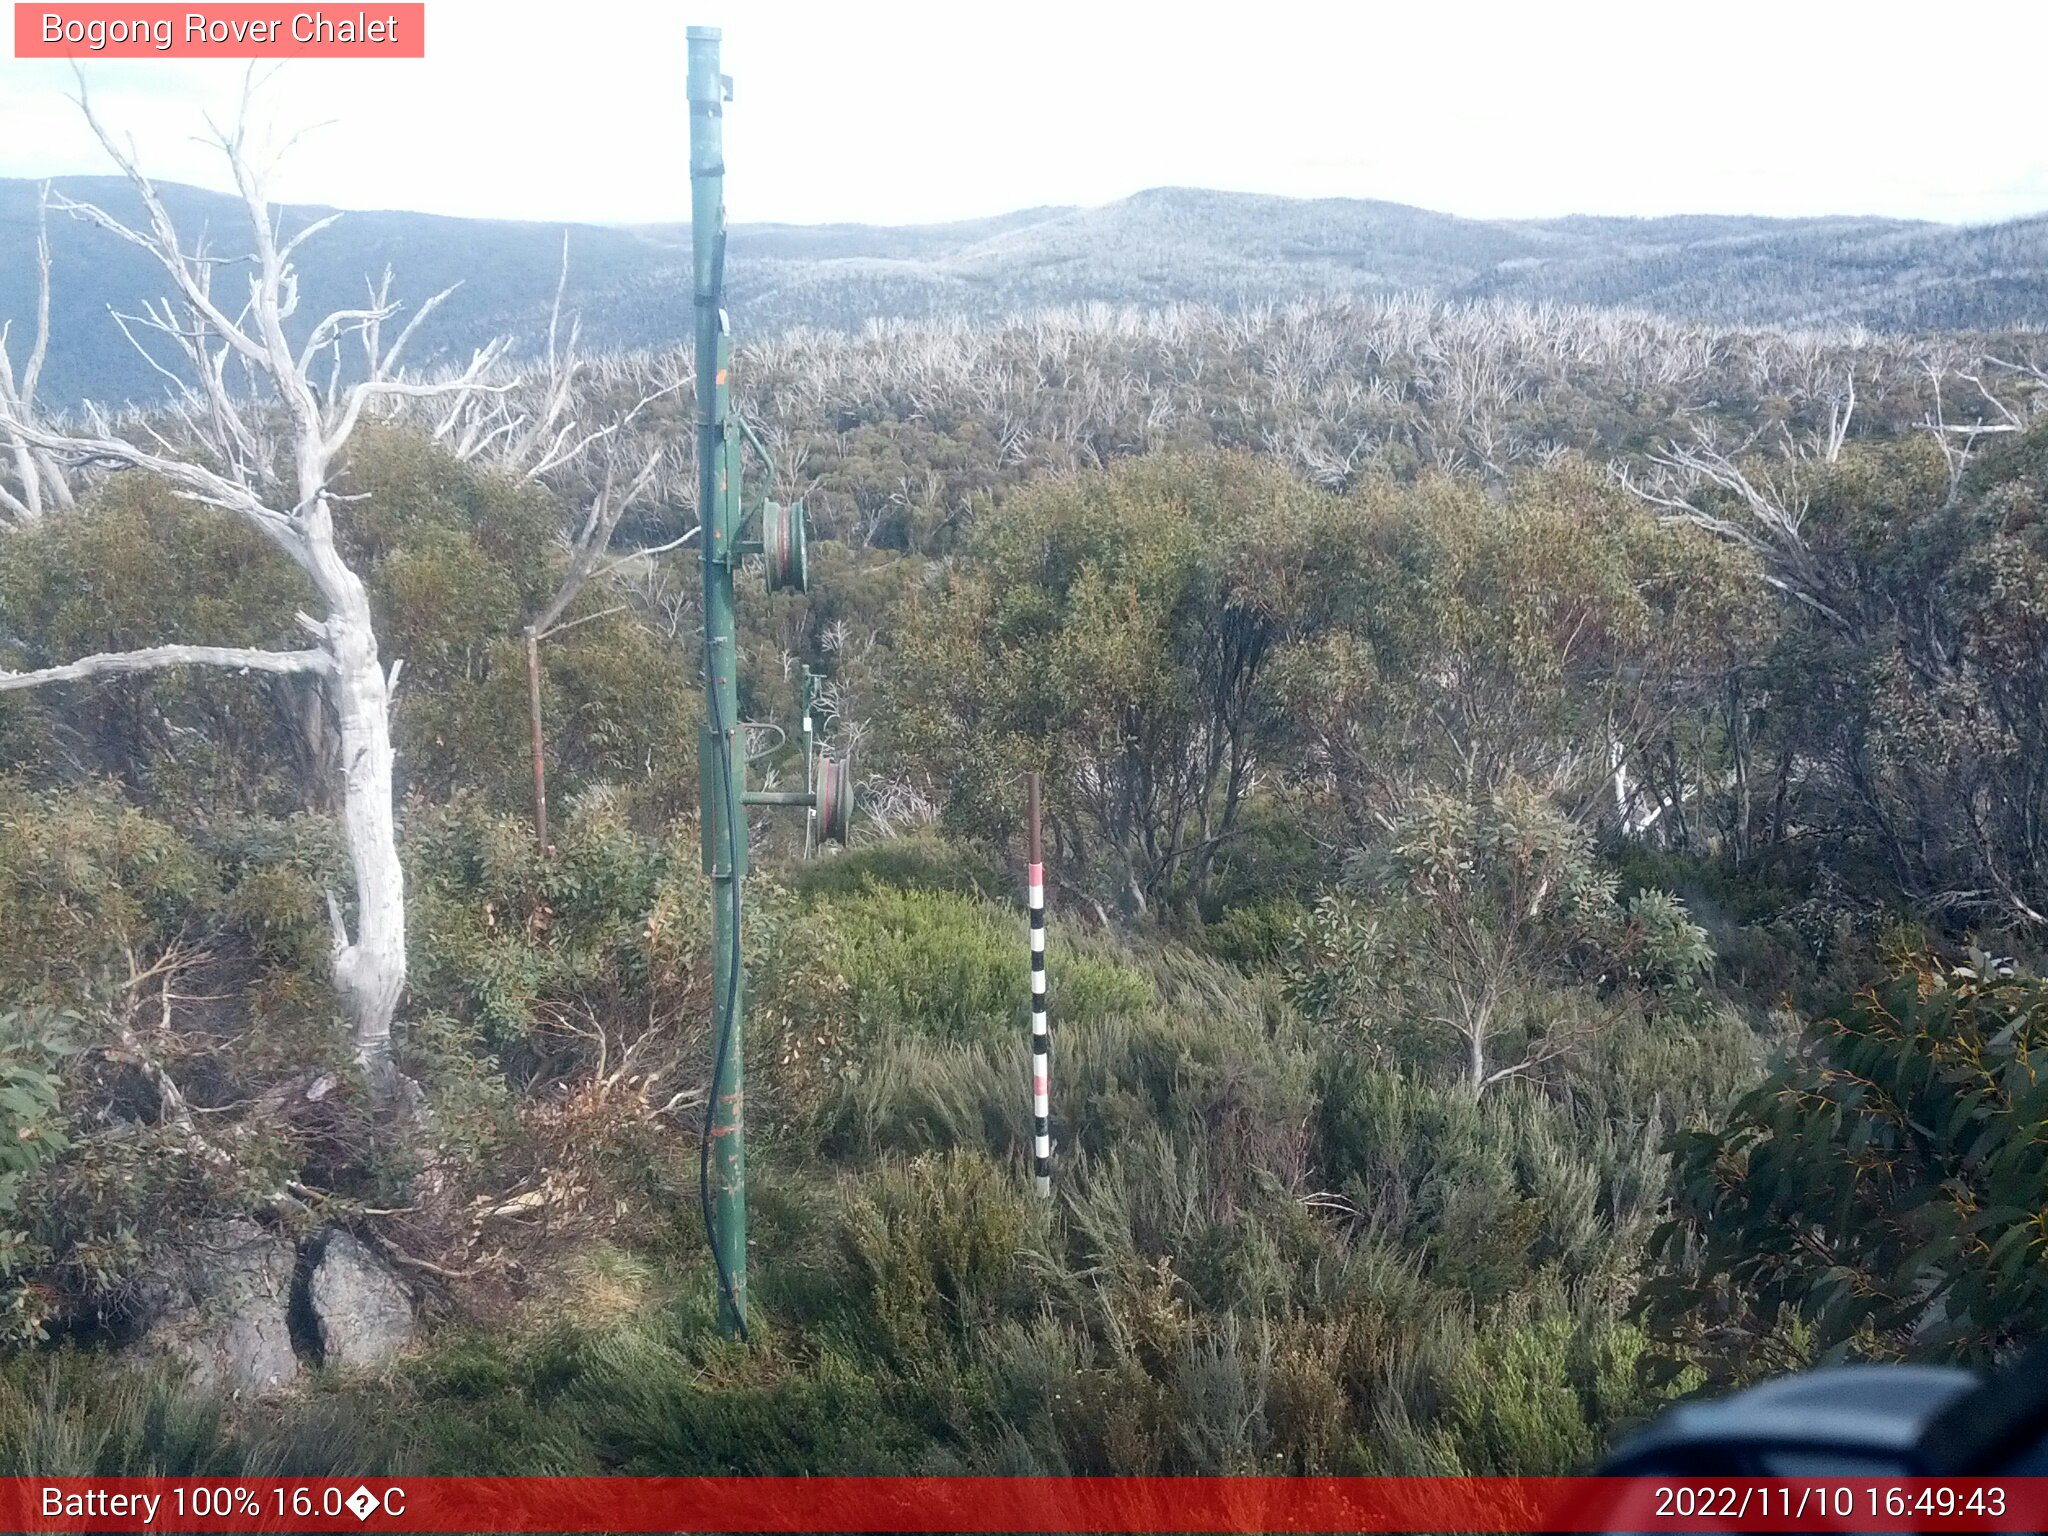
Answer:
top-left (308, 1231), bottom-right (414, 1370)
top-left (139, 1217), bottom-right (300, 1394)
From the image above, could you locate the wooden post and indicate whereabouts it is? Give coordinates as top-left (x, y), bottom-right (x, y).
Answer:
top-left (1027, 771), bottom-right (1051, 1197)
top-left (525, 628), bottom-right (548, 851)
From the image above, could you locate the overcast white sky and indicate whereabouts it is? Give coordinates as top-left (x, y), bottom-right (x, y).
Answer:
top-left (4, 0), bottom-right (2046, 228)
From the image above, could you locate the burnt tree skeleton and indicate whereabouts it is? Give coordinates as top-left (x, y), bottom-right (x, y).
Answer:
top-left (0, 88), bottom-right (509, 1091)
top-left (0, 189), bottom-right (77, 523)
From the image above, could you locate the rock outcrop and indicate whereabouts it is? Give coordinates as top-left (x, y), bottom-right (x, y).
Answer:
top-left (306, 1231), bottom-right (414, 1370)
top-left (137, 1217), bottom-right (300, 1394)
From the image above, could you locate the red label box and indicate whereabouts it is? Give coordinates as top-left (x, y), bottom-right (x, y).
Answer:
top-left (4, 1476), bottom-right (2048, 1533)
top-left (14, 4), bottom-right (426, 57)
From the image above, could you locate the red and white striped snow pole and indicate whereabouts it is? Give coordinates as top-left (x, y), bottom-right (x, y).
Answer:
top-left (1027, 772), bottom-right (1051, 1198)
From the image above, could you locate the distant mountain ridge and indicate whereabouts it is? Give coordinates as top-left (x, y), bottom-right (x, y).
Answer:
top-left (4, 177), bottom-right (2045, 407)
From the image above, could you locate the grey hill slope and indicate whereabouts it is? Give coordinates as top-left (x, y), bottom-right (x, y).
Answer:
top-left (3, 176), bottom-right (2044, 406)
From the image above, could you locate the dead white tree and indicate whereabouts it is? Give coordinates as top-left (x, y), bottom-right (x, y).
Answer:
top-left (1918, 352), bottom-right (2044, 494)
top-left (1811, 364), bottom-right (1856, 464)
top-left (0, 93), bottom-right (507, 1094)
top-left (1612, 429), bottom-right (1850, 631)
top-left (0, 189), bottom-right (77, 523)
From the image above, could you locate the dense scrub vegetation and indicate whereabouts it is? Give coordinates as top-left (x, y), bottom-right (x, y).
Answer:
top-left (1, 294), bottom-right (2045, 1476)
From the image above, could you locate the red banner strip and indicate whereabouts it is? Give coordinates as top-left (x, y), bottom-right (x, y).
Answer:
top-left (1, 1476), bottom-right (2044, 1533)
top-left (14, 5), bottom-right (425, 58)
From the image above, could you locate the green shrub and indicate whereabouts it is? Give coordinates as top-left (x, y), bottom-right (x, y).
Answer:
top-left (785, 834), bottom-right (1003, 902)
top-left (816, 1035), bottom-right (1019, 1160)
top-left (0, 1010), bottom-right (73, 1340)
top-left (0, 1351), bottom-right (419, 1476)
top-left (0, 781), bottom-right (207, 1011)
top-left (404, 794), bottom-right (687, 1061)
top-left (1199, 899), bottom-right (1309, 972)
top-left (816, 887), bottom-right (1149, 1047)
top-left (835, 1150), bottom-right (1041, 1363)
top-left (0, 479), bottom-right (314, 817)
top-left (1645, 951), bottom-right (2048, 1375)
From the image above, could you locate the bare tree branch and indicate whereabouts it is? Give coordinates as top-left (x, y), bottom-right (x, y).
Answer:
top-left (0, 644), bottom-right (331, 692)
top-left (0, 188), bottom-right (76, 521)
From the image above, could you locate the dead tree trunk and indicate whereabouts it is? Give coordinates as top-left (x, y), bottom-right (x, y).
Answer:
top-left (310, 548), bottom-right (407, 1080)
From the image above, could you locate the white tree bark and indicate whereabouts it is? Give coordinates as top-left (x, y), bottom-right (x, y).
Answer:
top-left (0, 644), bottom-right (330, 691)
top-left (307, 583), bottom-right (406, 1074)
top-left (0, 189), bottom-right (76, 524)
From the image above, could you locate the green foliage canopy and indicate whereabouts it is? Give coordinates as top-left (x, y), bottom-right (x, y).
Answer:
top-left (1288, 783), bottom-right (1710, 1095)
top-left (1646, 954), bottom-right (2048, 1374)
top-left (890, 453), bottom-right (1366, 914)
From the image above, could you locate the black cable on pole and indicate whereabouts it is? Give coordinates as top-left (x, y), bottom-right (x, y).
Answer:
top-left (693, 201), bottom-right (748, 1341)
top-left (698, 654), bottom-right (749, 1343)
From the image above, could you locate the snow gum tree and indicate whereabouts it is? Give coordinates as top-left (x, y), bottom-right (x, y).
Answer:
top-left (0, 95), bottom-right (507, 1094)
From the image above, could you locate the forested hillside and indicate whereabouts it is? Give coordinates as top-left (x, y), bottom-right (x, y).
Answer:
top-left (2, 151), bottom-right (2047, 1479)
top-left (7, 174), bottom-right (2048, 407)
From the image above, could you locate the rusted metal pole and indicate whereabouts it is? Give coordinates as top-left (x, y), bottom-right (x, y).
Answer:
top-left (525, 629), bottom-right (548, 850)
top-left (1027, 772), bottom-right (1050, 1197)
